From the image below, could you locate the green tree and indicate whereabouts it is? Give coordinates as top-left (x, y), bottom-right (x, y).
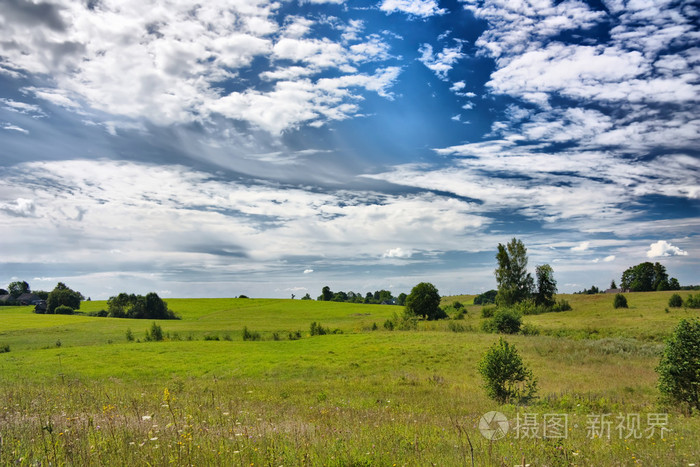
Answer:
top-left (46, 282), bottom-right (82, 314)
top-left (669, 277), bottom-right (681, 290)
top-left (621, 262), bottom-right (671, 292)
top-left (301, 293), bottom-right (312, 300)
top-left (482, 309), bottom-right (522, 334)
top-left (610, 279), bottom-right (617, 289)
top-left (474, 289), bottom-right (497, 305)
top-left (656, 318), bottom-right (700, 411)
top-left (478, 338), bottom-right (537, 404)
top-left (8, 281), bottom-right (30, 298)
top-left (495, 238), bottom-right (534, 307)
top-left (397, 292), bottom-right (407, 306)
top-left (534, 264), bottom-right (557, 308)
top-left (405, 282), bottom-right (444, 320)
top-left (319, 286), bottom-right (333, 301)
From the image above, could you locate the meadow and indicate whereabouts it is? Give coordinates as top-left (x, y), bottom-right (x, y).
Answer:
top-left (1, 291), bottom-right (699, 465)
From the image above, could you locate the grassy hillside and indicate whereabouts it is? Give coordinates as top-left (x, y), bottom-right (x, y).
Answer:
top-left (1, 292), bottom-right (698, 465)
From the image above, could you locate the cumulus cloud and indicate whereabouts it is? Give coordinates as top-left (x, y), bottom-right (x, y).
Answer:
top-left (379, 0), bottom-right (446, 18)
top-left (303, 269), bottom-right (314, 274)
top-left (1, 197), bottom-right (35, 216)
top-left (603, 255), bottom-right (616, 262)
top-left (647, 240), bottom-right (688, 258)
top-left (0, 0), bottom-right (399, 134)
top-left (383, 247), bottom-right (413, 258)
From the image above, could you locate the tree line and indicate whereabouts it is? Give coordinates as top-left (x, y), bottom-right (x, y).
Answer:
top-left (314, 286), bottom-right (407, 305)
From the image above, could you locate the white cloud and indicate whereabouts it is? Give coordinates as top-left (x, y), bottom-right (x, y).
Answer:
top-left (379, 0), bottom-right (446, 18)
top-left (571, 241), bottom-right (590, 252)
top-left (0, 0), bottom-right (398, 134)
top-left (383, 247), bottom-right (413, 258)
top-left (304, 269), bottom-right (314, 274)
top-left (2, 124), bottom-right (29, 134)
top-left (1, 198), bottom-right (35, 216)
top-left (646, 240), bottom-right (688, 258)
top-left (603, 255), bottom-right (616, 262)
top-left (418, 42), bottom-right (465, 80)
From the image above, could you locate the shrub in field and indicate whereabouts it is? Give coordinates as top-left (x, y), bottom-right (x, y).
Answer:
top-left (482, 308), bottom-right (522, 334)
top-left (0, 343), bottom-right (9, 353)
top-left (668, 293), bottom-right (683, 308)
top-left (53, 305), bottom-right (74, 315)
top-left (613, 293), bottom-right (628, 309)
top-left (520, 323), bottom-right (540, 336)
top-left (243, 327), bottom-right (261, 341)
top-left (125, 328), bottom-right (134, 342)
top-left (310, 321), bottom-right (328, 336)
top-left (685, 294), bottom-right (700, 309)
top-left (478, 338), bottom-right (537, 404)
top-left (481, 306), bottom-right (495, 318)
top-left (553, 299), bottom-right (572, 312)
top-left (657, 318), bottom-right (700, 412)
top-left (145, 322), bottom-right (164, 341)
top-left (288, 330), bottom-right (302, 340)
top-left (383, 319), bottom-right (394, 331)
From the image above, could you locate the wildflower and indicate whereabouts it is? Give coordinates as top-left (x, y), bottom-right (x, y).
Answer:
top-left (142, 415), bottom-right (152, 421)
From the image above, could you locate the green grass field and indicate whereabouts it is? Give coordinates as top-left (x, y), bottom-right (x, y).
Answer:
top-left (1, 292), bottom-right (699, 465)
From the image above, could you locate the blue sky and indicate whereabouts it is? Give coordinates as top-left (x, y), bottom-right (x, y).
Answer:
top-left (1, 0), bottom-right (698, 299)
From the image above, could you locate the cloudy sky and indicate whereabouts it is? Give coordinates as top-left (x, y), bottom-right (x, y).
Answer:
top-left (1, 0), bottom-right (698, 299)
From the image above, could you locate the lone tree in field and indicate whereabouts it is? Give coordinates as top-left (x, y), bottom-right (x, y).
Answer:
top-left (405, 282), bottom-right (444, 320)
top-left (657, 318), bottom-right (700, 412)
top-left (495, 238), bottom-right (534, 307)
top-left (478, 338), bottom-right (537, 404)
top-left (534, 264), bottom-right (557, 307)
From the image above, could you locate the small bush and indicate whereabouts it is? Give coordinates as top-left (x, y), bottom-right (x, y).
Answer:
top-left (0, 344), bottom-right (10, 353)
top-left (454, 309), bottom-right (466, 320)
top-left (478, 338), bottom-right (537, 404)
top-left (482, 308), bottom-right (522, 334)
top-left (222, 333), bottom-right (232, 341)
top-left (288, 330), bottom-right (302, 340)
top-left (54, 305), bottom-right (74, 315)
top-left (613, 293), bottom-right (628, 309)
top-left (481, 306), bottom-right (495, 318)
top-left (242, 327), bottom-right (261, 341)
top-left (520, 323), bottom-right (540, 336)
top-left (668, 293), bottom-right (683, 308)
top-left (685, 294), bottom-right (700, 309)
top-left (657, 318), bottom-right (700, 411)
top-left (125, 328), bottom-right (134, 342)
top-left (204, 334), bottom-right (220, 341)
top-left (310, 321), bottom-right (329, 336)
top-left (145, 322), bottom-right (164, 341)
top-left (271, 332), bottom-right (281, 341)
top-left (553, 299), bottom-right (572, 312)
top-left (371, 322), bottom-right (378, 331)
top-left (383, 319), bottom-right (394, 331)
top-left (453, 301), bottom-right (464, 310)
